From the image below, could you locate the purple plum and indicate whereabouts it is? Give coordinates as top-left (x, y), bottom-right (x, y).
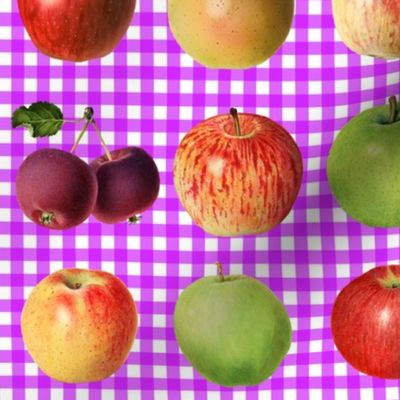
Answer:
top-left (16, 148), bottom-right (98, 230)
top-left (90, 147), bottom-right (160, 224)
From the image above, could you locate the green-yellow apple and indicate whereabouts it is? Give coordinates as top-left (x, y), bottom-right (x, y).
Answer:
top-left (174, 263), bottom-right (292, 386)
top-left (332, 0), bottom-right (400, 58)
top-left (327, 96), bottom-right (400, 227)
top-left (21, 269), bottom-right (138, 383)
top-left (168, 0), bottom-right (294, 69)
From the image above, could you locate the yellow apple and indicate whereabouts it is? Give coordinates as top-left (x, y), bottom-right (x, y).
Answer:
top-left (21, 269), bottom-right (138, 383)
top-left (168, 0), bottom-right (294, 69)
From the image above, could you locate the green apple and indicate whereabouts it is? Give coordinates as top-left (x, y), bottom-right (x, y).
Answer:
top-left (168, 0), bottom-right (294, 69)
top-left (327, 96), bottom-right (400, 227)
top-left (174, 263), bottom-right (291, 386)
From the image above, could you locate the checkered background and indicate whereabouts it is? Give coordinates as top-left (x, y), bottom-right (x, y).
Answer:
top-left (1, 0), bottom-right (400, 398)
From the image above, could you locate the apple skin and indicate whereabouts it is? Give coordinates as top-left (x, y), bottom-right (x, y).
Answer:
top-left (173, 112), bottom-right (303, 236)
top-left (331, 265), bottom-right (400, 379)
top-left (168, 0), bottom-right (294, 69)
top-left (90, 147), bottom-right (160, 224)
top-left (332, 0), bottom-right (400, 58)
top-left (17, 0), bottom-right (136, 61)
top-left (174, 269), bottom-right (292, 386)
top-left (16, 148), bottom-right (98, 230)
top-left (327, 100), bottom-right (400, 227)
top-left (21, 269), bottom-right (138, 383)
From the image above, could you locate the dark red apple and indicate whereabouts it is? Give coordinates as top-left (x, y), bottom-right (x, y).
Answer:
top-left (90, 147), bottom-right (160, 224)
top-left (331, 265), bottom-right (400, 379)
top-left (18, 0), bottom-right (136, 62)
top-left (16, 148), bottom-right (98, 230)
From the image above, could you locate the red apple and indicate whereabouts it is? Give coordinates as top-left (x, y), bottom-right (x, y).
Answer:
top-left (18, 0), bottom-right (136, 61)
top-left (332, 0), bottom-right (400, 58)
top-left (331, 265), bottom-right (400, 379)
top-left (21, 269), bottom-right (138, 383)
top-left (173, 109), bottom-right (303, 236)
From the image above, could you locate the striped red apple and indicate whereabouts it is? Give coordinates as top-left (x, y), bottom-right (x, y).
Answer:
top-left (173, 109), bottom-right (303, 236)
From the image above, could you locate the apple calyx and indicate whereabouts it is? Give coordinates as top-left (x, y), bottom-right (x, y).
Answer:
top-left (216, 261), bottom-right (225, 282)
top-left (230, 108), bottom-right (242, 137)
top-left (128, 215), bottom-right (142, 224)
top-left (388, 96), bottom-right (399, 124)
top-left (40, 212), bottom-right (54, 226)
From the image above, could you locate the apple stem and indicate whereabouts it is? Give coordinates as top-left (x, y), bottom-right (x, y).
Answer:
top-left (216, 262), bottom-right (225, 281)
top-left (91, 119), bottom-right (113, 161)
top-left (74, 283), bottom-right (82, 289)
top-left (389, 96), bottom-right (398, 124)
top-left (230, 108), bottom-right (242, 137)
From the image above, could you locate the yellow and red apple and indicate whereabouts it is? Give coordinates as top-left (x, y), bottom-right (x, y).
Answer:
top-left (21, 269), bottom-right (138, 383)
top-left (332, 0), bottom-right (400, 58)
top-left (173, 109), bottom-right (303, 236)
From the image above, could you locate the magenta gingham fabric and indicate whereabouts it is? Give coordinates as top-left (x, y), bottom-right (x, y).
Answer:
top-left (1, 0), bottom-right (400, 399)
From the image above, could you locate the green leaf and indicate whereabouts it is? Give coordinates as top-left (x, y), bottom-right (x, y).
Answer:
top-left (12, 102), bottom-right (64, 138)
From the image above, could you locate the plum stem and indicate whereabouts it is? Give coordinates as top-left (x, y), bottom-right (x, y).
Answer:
top-left (91, 119), bottom-right (112, 161)
top-left (40, 212), bottom-right (54, 226)
top-left (230, 108), bottom-right (242, 137)
top-left (70, 107), bottom-right (94, 154)
top-left (69, 107), bottom-right (112, 161)
top-left (64, 116), bottom-right (86, 124)
top-left (389, 96), bottom-right (398, 124)
top-left (216, 262), bottom-right (224, 281)
top-left (70, 118), bottom-right (91, 154)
